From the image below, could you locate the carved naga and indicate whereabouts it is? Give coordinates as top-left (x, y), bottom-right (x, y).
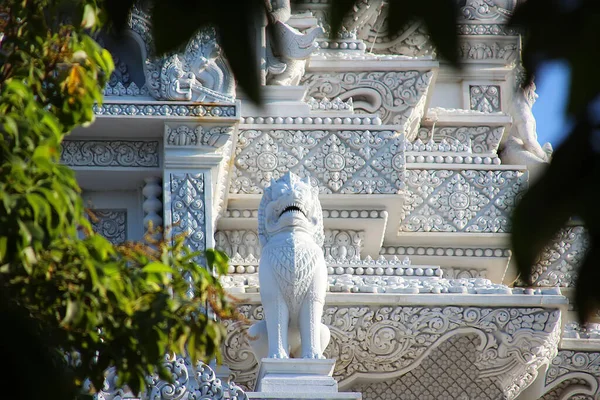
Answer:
top-left (266, 0), bottom-right (323, 86)
top-left (249, 172), bottom-right (330, 359)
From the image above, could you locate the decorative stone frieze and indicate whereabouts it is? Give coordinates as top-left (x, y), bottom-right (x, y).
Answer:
top-left (469, 85), bottom-right (502, 113)
top-left (400, 169), bottom-right (527, 233)
top-left (104, 81), bottom-right (148, 97)
top-left (528, 226), bottom-right (588, 287)
top-left (93, 102), bottom-right (238, 119)
top-left (90, 209), bottom-right (127, 245)
top-left (380, 246), bottom-right (511, 258)
top-left (165, 125), bottom-right (233, 148)
top-left (223, 304), bottom-right (561, 398)
top-left (306, 96), bottom-right (354, 112)
top-left (61, 140), bottom-right (159, 168)
top-left (417, 125), bottom-right (505, 154)
top-left (241, 115), bottom-right (382, 126)
top-left (215, 229), bottom-right (364, 263)
top-left (459, 39), bottom-right (518, 63)
top-left (564, 322), bottom-right (600, 339)
top-left (230, 129), bottom-right (406, 194)
top-left (301, 71), bottom-right (434, 130)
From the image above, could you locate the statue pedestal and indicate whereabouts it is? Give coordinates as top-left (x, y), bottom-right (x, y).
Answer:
top-left (248, 359), bottom-right (361, 400)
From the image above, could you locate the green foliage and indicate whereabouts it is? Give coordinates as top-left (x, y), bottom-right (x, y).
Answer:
top-left (0, 1), bottom-right (237, 398)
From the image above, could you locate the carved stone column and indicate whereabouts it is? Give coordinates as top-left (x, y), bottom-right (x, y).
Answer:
top-left (143, 176), bottom-right (163, 240)
top-left (162, 121), bottom-right (236, 260)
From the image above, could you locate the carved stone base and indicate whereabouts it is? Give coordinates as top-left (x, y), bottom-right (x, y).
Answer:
top-left (254, 358), bottom-right (338, 393)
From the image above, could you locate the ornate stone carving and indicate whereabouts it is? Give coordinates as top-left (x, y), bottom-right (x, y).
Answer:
top-left (459, 40), bottom-right (518, 62)
top-left (323, 230), bottom-right (363, 261)
top-left (166, 125), bottom-right (233, 148)
top-left (528, 226), bottom-right (588, 287)
top-left (95, 357), bottom-right (248, 400)
top-left (90, 209), bottom-right (127, 244)
top-left (353, 334), bottom-right (504, 400)
top-left (249, 172), bottom-right (329, 359)
top-left (301, 71), bottom-right (434, 130)
top-left (563, 322), bottom-right (600, 339)
top-left (215, 229), bottom-right (362, 264)
top-left (541, 350), bottom-right (600, 400)
top-left (306, 96), bottom-right (354, 112)
top-left (460, 0), bottom-right (517, 22)
top-left (61, 140), bottom-right (159, 168)
top-left (265, 0), bottom-right (323, 86)
top-left (501, 83), bottom-right (553, 171)
top-left (146, 28), bottom-right (235, 102)
top-left (400, 169), bottom-right (527, 233)
top-left (470, 85), bottom-right (502, 113)
top-left (457, 23), bottom-right (520, 36)
top-left (417, 125), bottom-right (505, 154)
top-left (223, 305), bottom-right (561, 397)
top-left (94, 102), bottom-right (238, 118)
top-left (215, 230), bottom-right (262, 259)
top-left (169, 173), bottom-right (206, 255)
top-left (230, 129), bottom-right (406, 194)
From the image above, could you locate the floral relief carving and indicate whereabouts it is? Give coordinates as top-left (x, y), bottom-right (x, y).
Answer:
top-left (223, 304), bottom-right (561, 398)
top-left (459, 40), bottom-right (518, 62)
top-left (166, 125), bottom-right (233, 148)
top-left (96, 357), bottom-right (248, 400)
top-left (230, 129), bottom-right (405, 195)
top-left (460, 0), bottom-right (517, 22)
top-left (61, 140), bottom-right (159, 167)
top-left (170, 173), bottom-right (206, 255)
top-left (90, 209), bottom-right (127, 245)
top-left (470, 85), bottom-right (501, 113)
top-left (400, 169), bottom-right (527, 233)
top-left (540, 350), bottom-right (600, 400)
top-left (527, 226), bottom-right (588, 287)
top-left (301, 71), bottom-right (434, 129)
top-left (215, 229), bottom-right (363, 264)
top-left (417, 125), bottom-right (505, 154)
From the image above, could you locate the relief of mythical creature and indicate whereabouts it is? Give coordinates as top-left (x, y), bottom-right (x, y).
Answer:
top-left (265, 0), bottom-right (323, 86)
top-left (148, 28), bottom-right (235, 103)
top-left (501, 82), bottom-right (553, 181)
top-left (248, 172), bottom-right (330, 359)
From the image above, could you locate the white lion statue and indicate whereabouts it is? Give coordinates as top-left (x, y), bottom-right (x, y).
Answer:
top-left (248, 172), bottom-right (330, 359)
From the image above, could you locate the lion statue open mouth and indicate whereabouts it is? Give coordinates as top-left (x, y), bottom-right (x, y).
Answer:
top-left (248, 172), bottom-right (330, 359)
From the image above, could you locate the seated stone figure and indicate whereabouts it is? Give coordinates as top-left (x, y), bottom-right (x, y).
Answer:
top-left (147, 28), bottom-right (235, 103)
top-left (249, 172), bottom-right (330, 359)
top-left (501, 82), bottom-right (553, 181)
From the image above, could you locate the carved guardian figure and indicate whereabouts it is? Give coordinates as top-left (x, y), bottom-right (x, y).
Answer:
top-left (249, 172), bottom-right (330, 359)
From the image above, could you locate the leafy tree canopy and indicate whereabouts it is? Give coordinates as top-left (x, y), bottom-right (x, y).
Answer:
top-left (0, 1), bottom-right (238, 399)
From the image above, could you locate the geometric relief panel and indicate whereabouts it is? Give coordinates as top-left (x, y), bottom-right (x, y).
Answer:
top-left (352, 334), bottom-right (504, 400)
top-left (230, 129), bottom-right (405, 195)
top-left (400, 169), bottom-right (527, 233)
top-left (90, 209), bottom-right (127, 244)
